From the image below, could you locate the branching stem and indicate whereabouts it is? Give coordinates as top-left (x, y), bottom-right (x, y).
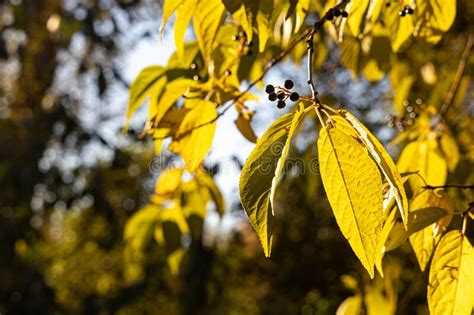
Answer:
top-left (423, 184), bottom-right (474, 190)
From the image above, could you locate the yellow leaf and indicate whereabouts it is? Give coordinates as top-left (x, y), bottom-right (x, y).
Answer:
top-left (336, 296), bottom-right (362, 315)
top-left (383, 2), bottom-right (414, 51)
top-left (415, 0), bottom-right (456, 43)
top-left (126, 66), bottom-right (166, 125)
top-left (439, 132), bottom-right (460, 172)
top-left (174, 0), bottom-right (198, 58)
top-left (390, 62), bottom-right (415, 115)
top-left (338, 111), bottom-right (408, 226)
top-left (169, 100), bottom-right (217, 171)
top-left (428, 230), bottom-right (474, 315)
top-left (397, 139), bottom-right (448, 193)
top-left (124, 205), bottom-right (161, 251)
top-left (196, 170), bottom-right (225, 216)
top-left (257, 0), bottom-right (273, 52)
top-left (239, 108), bottom-right (305, 257)
top-left (347, 0), bottom-right (369, 37)
top-left (409, 189), bottom-right (454, 271)
top-left (234, 113), bottom-right (258, 143)
top-left (193, 0), bottom-right (226, 61)
top-left (270, 103), bottom-right (305, 209)
top-left (318, 126), bottom-right (383, 278)
top-left (159, 205), bottom-right (189, 275)
top-left (150, 79), bottom-right (195, 123)
top-left (152, 168), bottom-right (183, 204)
top-left (160, 0), bottom-right (184, 34)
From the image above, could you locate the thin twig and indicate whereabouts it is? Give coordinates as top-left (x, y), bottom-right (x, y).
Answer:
top-left (439, 32), bottom-right (474, 115)
top-left (153, 0), bottom-right (350, 141)
top-left (423, 184), bottom-right (474, 190)
top-left (306, 32), bottom-right (318, 99)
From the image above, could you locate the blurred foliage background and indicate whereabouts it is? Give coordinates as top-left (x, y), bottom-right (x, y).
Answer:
top-left (0, 0), bottom-right (473, 314)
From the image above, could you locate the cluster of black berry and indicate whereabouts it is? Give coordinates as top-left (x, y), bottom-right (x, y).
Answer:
top-left (399, 5), bottom-right (414, 16)
top-left (386, 99), bottom-right (422, 131)
top-left (326, 8), bottom-right (348, 21)
top-left (265, 80), bottom-right (300, 109)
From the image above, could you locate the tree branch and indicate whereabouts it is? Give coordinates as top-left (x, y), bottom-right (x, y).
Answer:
top-left (423, 184), bottom-right (474, 190)
top-left (439, 32), bottom-right (474, 115)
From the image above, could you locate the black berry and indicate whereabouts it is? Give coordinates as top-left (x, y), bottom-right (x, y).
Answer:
top-left (341, 11), bottom-right (348, 18)
top-left (405, 7), bottom-right (414, 14)
top-left (277, 92), bottom-right (285, 100)
top-left (284, 79), bottom-right (294, 89)
top-left (231, 35), bottom-right (239, 41)
top-left (265, 85), bottom-right (275, 94)
top-left (268, 93), bottom-right (277, 101)
top-left (277, 100), bottom-right (286, 109)
top-left (327, 13), bottom-right (334, 21)
top-left (289, 92), bottom-right (300, 102)
top-left (224, 70), bottom-right (231, 75)
top-left (399, 10), bottom-right (406, 17)
top-left (334, 9), bottom-right (341, 17)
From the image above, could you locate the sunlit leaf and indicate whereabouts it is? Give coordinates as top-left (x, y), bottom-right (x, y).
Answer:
top-left (239, 108), bottom-right (304, 257)
top-left (397, 139), bottom-right (448, 193)
top-left (169, 100), bottom-right (217, 171)
top-left (196, 170), bottom-right (225, 216)
top-left (193, 0), bottom-right (226, 61)
top-left (235, 113), bottom-right (258, 143)
top-left (338, 110), bottom-right (409, 226)
top-left (257, 0), bottom-right (274, 52)
top-left (318, 126), bottom-right (383, 278)
top-left (126, 66), bottom-right (166, 125)
top-left (174, 0), bottom-right (198, 58)
top-left (336, 296), bottom-right (362, 315)
top-left (347, 0), bottom-right (369, 37)
top-left (383, 2), bottom-right (414, 51)
top-left (124, 205), bottom-right (161, 251)
top-left (160, 0), bottom-right (184, 34)
top-left (428, 230), bottom-right (474, 315)
top-left (409, 189), bottom-right (453, 271)
top-left (152, 168), bottom-right (183, 204)
top-left (415, 0), bottom-right (456, 43)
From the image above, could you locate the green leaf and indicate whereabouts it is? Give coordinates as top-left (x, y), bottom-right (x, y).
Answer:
top-left (428, 230), bottom-right (474, 315)
top-left (193, 0), bottom-right (226, 61)
top-left (337, 110), bottom-right (409, 226)
top-left (168, 100), bottom-right (217, 171)
top-left (239, 107), bottom-right (304, 257)
top-left (126, 66), bottom-right (166, 125)
top-left (318, 126), bottom-right (384, 278)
